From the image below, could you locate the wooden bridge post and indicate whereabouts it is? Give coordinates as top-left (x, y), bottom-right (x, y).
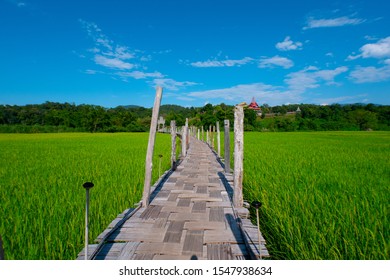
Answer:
top-left (224, 119), bottom-right (231, 173)
top-left (212, 126), bottom-right (215, 149)
top-left (142, 86), bottom-right (163, 208)
top-left (170, 120), bottom-right (176, 170)
top-left (209, 126), bottom-right (212, 147)
top-left (201, 126), bottom-right (204, 142)
top-left (233, 106), bottom-right (244, 208)
top-left (209, 126), bottom-right (212, 146)
top-left (185, 118), bottom-right (189, 150)
top-left (182, 125), bottom-right (187, 158)
top-left (217, 121), bottom-right (221, 157)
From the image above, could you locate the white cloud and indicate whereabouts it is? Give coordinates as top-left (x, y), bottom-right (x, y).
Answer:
top-left (81, 19), bottom-right (179, 84)
top-left (304, 16), bottom-right (365, 29)
top-left (276, 36), bottom-right (303, 51)
top-left (349, 64), bottom-right (390, 83)
top-left (88, 47), bottom-right (100, 53)
top-left (80, 20), bottom-right (137, 71)
top-left (347, 36), bottom-right (390, 61)
top-left (187, 83), bottom-right (278, 100)
top-left (314, 95), bottom-right (368, 105)
top-left (186, 83), bottom-right (301, 105)
top-left (315, 67), bottom-right (349, 82)
top-left (190, 57), bottom-right (253, 67)
top-left (96, 38), bottom-right (113, 50)
top-left (84, 69), bottom-right (103, 75)
top-left (117, 71), bottom-right (164, 80)
top-left (346, 53), bottom-right (361, 61)
top-left (94, 55), bottom-right (134, 70)
top-left (79, 20), bottom-right (103, 41)
top-left (152, 78), bottom-right (199, 91)
top-left (140, 55), bottom-right (152, 62)
top-left (364, 35), bottom-right (379, 41)
top-left (191, 60), bottom-right (225, 67)
top-left (180, 66), bottom-right (351, 106)
top-left (360, 37), bottom-right (390, 59)
top-left (113, 46), bottom-right (135, 60)
top-left (285, 66), bottom-right (348, 92)
top-left (259, 56), bottom-right (294, 69)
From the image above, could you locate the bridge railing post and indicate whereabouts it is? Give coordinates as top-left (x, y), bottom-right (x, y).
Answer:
top-left (233, 105), bottom-right (244, 208)
top-left (170, 120), bottom-right (176, 170)
top-left (212, 125), bottom-right (215, 149)
top-left (224, 119), bottom-right (231, 173)
top-left (142, 86), bottom-right (163, 207)
top-left (181, 125), bottom-right (187, 158)
top-left (209, 126), bottom-right (212, 146)
top-left (185, 118), bottom-right (189, 151)
top-left (217, 121), bottom-right (221, 157)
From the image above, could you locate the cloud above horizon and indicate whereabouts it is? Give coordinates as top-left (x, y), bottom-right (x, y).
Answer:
top-left (183, 65), bottom-right (350, 106)
top-left (285, 66), bottom-right (349, 92)
top-left (190, 57), bottom-right (254, 67)
top-left (80, 19), bottom-right (137, 71)
top-left (259, 55), bottom-right (294, 69)
top-left (347, 36), bottom-right (390, 60)
top-left (79, 19), bottom-right (199, 91)
top-left (304, 15), bottom-right (366, 30)
top-left (276, 36), bottom-right (303, 51)
top-left (350, 64), bottom-right (390, 83)
top-left (186, 83), bottom-right (286, 103)
top-left (152, 78), bottom-right (200, 91)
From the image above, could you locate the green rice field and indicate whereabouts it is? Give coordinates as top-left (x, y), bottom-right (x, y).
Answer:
top-left (0, 131), bottom-right (389, 260)
top-left (243, 131), bottom-right (389, 260)
top-left (0, 133), bottom-right (172, 260)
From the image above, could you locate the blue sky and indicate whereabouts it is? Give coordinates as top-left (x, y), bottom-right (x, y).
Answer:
top-left (1, 0), bottom-right (389, 108)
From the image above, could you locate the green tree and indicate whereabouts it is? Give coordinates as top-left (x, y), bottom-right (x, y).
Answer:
top-left (349, 110), bottom-right (378, 130)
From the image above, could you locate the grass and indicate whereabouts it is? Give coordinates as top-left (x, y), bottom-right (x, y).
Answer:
top-left (0, 133), bottom-right (172, 260)
top-left (242, 131), bottom-right (389, 260)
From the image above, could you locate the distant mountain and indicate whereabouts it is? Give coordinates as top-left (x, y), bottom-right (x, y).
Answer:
top-left (160, 104), bottom-right (188, 113)
top-left (120, 105), bottom-right (143, 109)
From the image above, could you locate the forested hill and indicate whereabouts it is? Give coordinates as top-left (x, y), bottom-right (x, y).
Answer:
top-left (0, 102), bottom-right (389, 133)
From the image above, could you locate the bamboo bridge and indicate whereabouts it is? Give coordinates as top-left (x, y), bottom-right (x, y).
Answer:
top-left (77, 87), bottom-right (269, 260)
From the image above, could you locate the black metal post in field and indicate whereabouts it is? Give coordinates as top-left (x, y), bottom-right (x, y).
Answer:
top-left (83, 182), bottom-right (94, 260)
top-left (251, 201), bottom-right (263, 259)
top-left (0, 235), bottom-right (5, 260)
top-left (158, 154), bottom-right (163, 178)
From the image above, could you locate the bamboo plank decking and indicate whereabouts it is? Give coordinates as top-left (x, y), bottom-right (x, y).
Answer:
top-left (77, 137), bottom-right (269, 260)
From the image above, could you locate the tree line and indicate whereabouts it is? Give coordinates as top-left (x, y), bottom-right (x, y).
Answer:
top-left (0, 101), bottom-right (389, 133)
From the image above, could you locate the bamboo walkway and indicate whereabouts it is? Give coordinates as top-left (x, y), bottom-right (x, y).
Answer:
top-left (77, 137), bottom-right (269, 260)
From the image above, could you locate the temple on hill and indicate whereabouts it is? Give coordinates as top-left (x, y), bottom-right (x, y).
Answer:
top-left (247, 97), bottom-right (262, 115)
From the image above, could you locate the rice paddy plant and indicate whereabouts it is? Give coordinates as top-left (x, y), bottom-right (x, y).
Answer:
top-left (242, 131), bottom-right (389, 260)
top-left (0, 132), bottom-right (172, 260)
